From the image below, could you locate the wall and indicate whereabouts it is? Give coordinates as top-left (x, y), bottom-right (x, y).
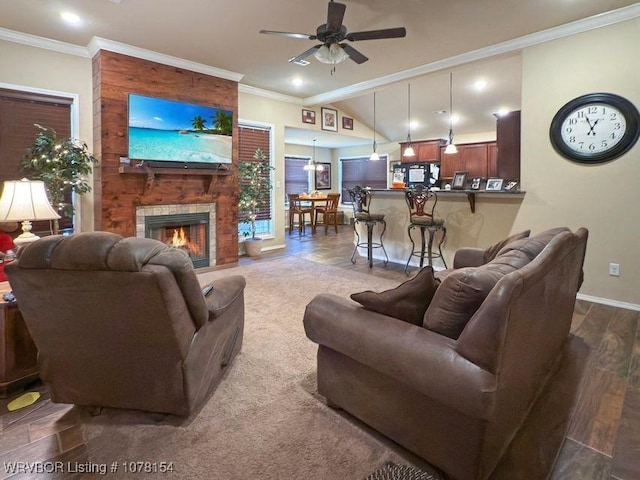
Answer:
top-left (0, 40), bottom-right (94, 232)
top-left (93, 50), bottom-right (239, 265)
top-left (516, 18), bottom-right (640, 307)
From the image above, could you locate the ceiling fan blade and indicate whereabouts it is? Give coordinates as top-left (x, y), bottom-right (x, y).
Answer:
top-left (341, 44), bottom-right (368, 64)
top-left (289, 45), bottom-right (322, 64)
top-left (346, 27), bottom-right (407, 42)
top-left (327, 1), bottom-right (346, 32)
top-left (260, 30), bottom-right (316, 40)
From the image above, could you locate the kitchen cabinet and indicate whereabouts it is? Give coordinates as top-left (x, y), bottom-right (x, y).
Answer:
top-left (440, 142), bottom-right (490, 180)
top-left (399, 139), bottom-right (446, 163)
top-left (496, 111), bottom-right (521, 180)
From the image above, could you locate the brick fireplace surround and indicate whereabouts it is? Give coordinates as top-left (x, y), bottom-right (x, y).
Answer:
top-left (92, 50), bottom-right (239, 266)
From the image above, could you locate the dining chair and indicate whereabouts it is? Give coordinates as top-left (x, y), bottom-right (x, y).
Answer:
top-left (313, 193), bottom-right (341, 234)
top-left (287, 193), bottom-right (313, 235)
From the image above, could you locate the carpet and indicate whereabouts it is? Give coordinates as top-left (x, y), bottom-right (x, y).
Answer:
top-left (365, 462), bottom-right (441, 480)
top-left (71, 256), bottom-right (444, 480)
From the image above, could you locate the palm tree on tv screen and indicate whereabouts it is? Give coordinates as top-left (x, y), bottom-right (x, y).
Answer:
top-left (213, 110), bottom-right (232, 136)
top-left (191, 115), bottom-right (206, 132)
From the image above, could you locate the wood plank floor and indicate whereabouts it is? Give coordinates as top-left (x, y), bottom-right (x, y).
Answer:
top-left (1, 227), bottom-right (638, 479)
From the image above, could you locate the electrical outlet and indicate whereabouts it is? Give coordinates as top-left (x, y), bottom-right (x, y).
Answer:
top-left (609, 263), bottom-right (620, 276)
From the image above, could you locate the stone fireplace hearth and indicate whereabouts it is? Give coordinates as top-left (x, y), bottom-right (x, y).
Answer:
top-left (136, 203), bottom-right (216, 268)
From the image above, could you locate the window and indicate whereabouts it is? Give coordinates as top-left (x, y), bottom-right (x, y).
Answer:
top-left (284, 156), bottom-right (311, 202)
top-left (340, 155), bottom-right (388, 203)
top-left (0, 88), bottom-right (73, 234)
top-left (238, 123), bottom-right (273, 237)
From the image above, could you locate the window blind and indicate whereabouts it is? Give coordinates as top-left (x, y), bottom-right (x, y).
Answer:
top-left (340, 156), bottom-right (387, 203)
top-left (238, 124), bottom-right (272, 221)
top-left (0, 88), bottom-right (73, 233)
top-left (284, 156), bottom-right (311, 199)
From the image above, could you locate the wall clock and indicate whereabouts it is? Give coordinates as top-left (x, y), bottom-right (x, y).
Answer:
top-left (549, 92), bottom-right (640, 164)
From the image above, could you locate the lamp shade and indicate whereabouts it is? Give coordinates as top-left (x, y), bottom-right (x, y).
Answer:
top-left (0, 178), bottom-right (60, 222)
top-left (314, 44), bottom-right (349, 64)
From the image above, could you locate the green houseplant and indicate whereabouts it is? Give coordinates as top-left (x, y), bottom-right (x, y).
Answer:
top-left (238, 147), bottom-right (274, 257)
top-left (21, 124), bottom-right (98, 234)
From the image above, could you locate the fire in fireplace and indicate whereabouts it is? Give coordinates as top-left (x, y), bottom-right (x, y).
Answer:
top-left (145, 213), bottom-right (210, 268)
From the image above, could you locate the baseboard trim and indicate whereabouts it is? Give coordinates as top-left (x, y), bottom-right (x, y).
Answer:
top-left (577, 293), bottom-right (640, 312)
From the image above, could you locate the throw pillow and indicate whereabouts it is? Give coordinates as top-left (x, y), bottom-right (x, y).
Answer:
top-left (424, 261), bottom-right (521, 339)
top-left (483, 229), bottom-right (530, 264)
top-left (350, 266), bottom-right (441, 326)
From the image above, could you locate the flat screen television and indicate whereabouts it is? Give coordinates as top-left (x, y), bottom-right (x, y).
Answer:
top-left (128, 93), bottom-right (232, 168)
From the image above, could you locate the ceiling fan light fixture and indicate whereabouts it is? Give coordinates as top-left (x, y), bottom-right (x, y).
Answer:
top-left (314, 43), bottom-right (349, 64)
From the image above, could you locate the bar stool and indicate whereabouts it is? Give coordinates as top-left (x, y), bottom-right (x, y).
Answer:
top-left (348, 186), bottom-right (389, 268)
top-left (404, 185), bottom-right (447, 274)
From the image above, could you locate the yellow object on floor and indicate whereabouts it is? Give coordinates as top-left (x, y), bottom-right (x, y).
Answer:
top-left (7, 392), bottom-right (41, 411)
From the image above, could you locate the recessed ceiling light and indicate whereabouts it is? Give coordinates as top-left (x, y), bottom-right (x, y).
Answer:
top-left (474, 79), bottom-right (488, 91)
top-left (410, 121), bottom-right (420, 130)
top-left (433, 110), bottom-right (447, 115)
top-left (495, 108), bottom-right (510, 117)
top-left (450, 115), bottom-right (460, 125)
top-left (292, 77), bottom-right (304, 87)
top-left (60, 12), bottom-right (81, 25)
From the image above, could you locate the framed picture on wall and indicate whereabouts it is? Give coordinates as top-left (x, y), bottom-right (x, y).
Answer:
top-left (315, 163), bottom-right (332, 189)
top-left (342, 116), bottom-right (354, 130)
top-left (302, 109), bottom-right (316, 124)
top-left (321, 107), bottom-right (338, 132)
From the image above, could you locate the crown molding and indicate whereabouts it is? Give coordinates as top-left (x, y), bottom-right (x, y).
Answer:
top-left (87, 37), bottom-right (243, 82)
top-left (239, 84), bottom-right (303, 105)
top-left (0, 27), bottom-right (89, 57)
top-left (304, 3), bottom-right (640, 105)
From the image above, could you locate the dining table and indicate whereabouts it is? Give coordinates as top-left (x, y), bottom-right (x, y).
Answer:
top-left (298, 193), bottom-right (328, 234)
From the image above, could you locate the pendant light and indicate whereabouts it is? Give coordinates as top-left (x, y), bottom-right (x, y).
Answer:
top-left (444, 72), bottom-right (458, 155)
top-left (403, 83), bottom-right (415, 157)
top-left (369, 91), bottom-right (380, 161)
top-left (304, 139), bottom-right (324, 171)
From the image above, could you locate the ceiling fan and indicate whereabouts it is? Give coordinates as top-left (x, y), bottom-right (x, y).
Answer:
top-left (259, 0), bottom-right (406, 66)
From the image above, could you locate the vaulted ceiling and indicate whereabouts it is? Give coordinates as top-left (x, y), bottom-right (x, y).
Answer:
top-left (2, 0), bottom-right (639, 146)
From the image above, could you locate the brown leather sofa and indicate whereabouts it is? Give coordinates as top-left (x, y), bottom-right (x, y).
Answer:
top-left (6, 232), bottom-right (245, 417)
top-left (304, 227), bottom-right (588, 480)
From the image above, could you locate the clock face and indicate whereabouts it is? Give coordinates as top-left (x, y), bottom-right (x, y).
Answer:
top-left (559, 103), bottom-right (626, 155)
top-left (550, 93), bottom-right (640, 164)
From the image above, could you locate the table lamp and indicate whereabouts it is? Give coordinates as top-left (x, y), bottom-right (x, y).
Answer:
top-left (0, 178), bottom-right (61, 245)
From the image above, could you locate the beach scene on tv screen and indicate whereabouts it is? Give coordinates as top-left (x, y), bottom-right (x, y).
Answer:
top-left (128, 94), bottom-right (232, 164)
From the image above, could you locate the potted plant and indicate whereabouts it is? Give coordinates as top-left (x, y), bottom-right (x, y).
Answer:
top-left (238, 147), bottom-right (274, 257)
top-left (21, 124), bottom-right (98, 235)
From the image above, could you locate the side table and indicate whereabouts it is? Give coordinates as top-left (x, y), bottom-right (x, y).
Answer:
top-left (0, 285), bottom-right (39, 398)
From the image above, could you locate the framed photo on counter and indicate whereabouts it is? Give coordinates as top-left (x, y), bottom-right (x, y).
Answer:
top-left (485, 178), bottom-right (504, 191)
top-left (470, 177), bottom-right (482, 190)
top-left (452, 171), bottom-right (468, 190)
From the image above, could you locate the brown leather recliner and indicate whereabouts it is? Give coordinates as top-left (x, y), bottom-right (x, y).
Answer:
top-left (6, 232), bottom-right (245, 417)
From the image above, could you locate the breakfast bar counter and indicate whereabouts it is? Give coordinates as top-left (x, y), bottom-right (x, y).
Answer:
top-left (349, 188), bottom-right (526, 269)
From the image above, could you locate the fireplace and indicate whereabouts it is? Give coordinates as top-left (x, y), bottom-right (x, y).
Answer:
top-left (136, 203), bottom-right (216, 268)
